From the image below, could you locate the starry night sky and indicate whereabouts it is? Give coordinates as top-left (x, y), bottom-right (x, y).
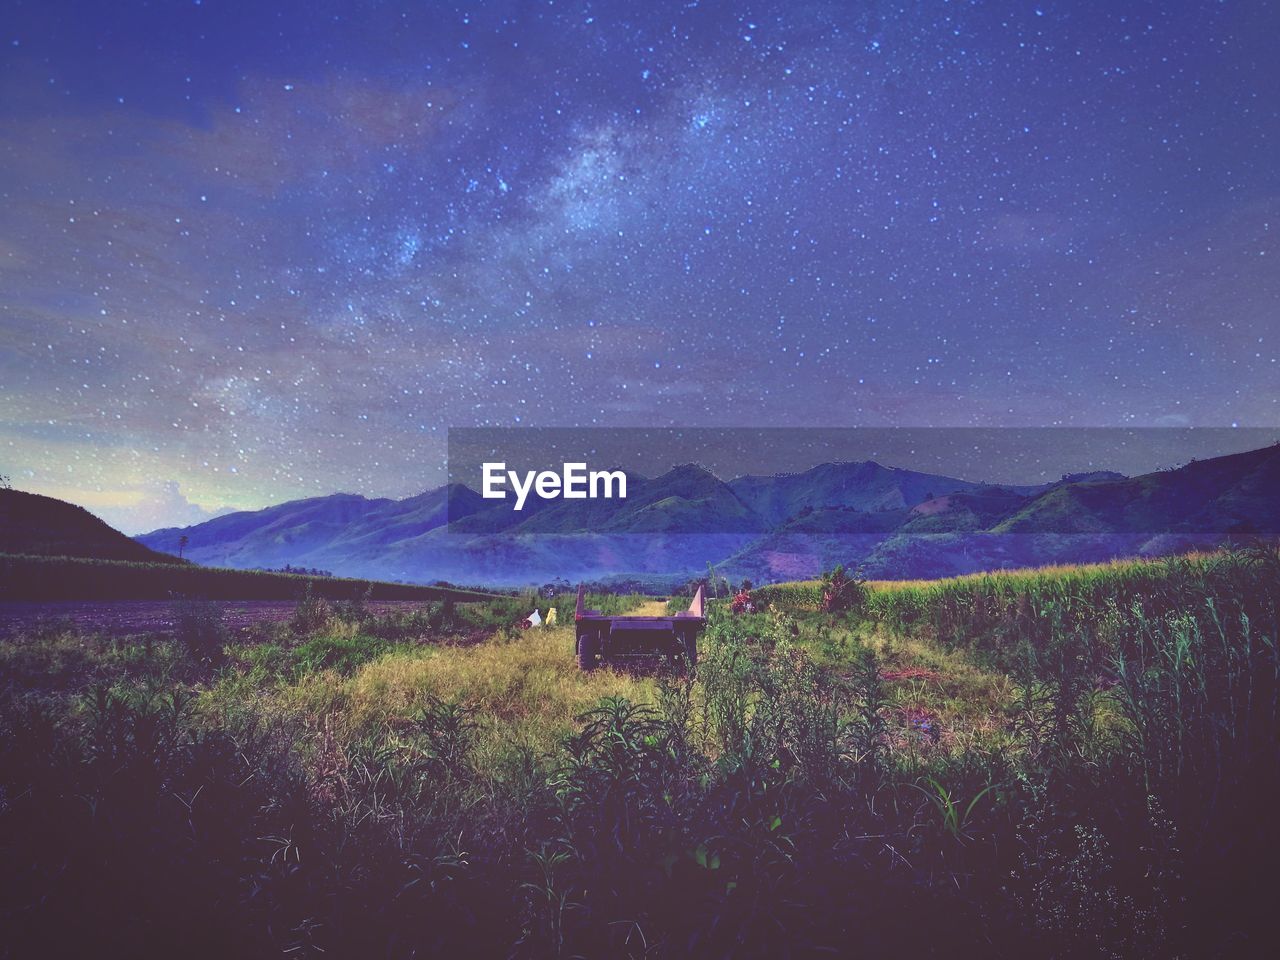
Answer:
top-left (2, 0), bottom-right (1278, 533)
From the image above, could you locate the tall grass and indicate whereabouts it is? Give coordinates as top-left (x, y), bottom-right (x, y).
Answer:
top-left (860, 551), bottom-right (1257, 657)
top-left (1, 552), bottom-right (1277, 957)
top-left (747, 579), bottom-right (823, 611)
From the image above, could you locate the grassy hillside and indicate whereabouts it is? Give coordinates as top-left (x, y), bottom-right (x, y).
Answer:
top-left (0, 553), bottom-right (497, 602)
top-left (2, 550), bottom-right (1276, 956)
top-left (0, 488), bottom-right (183, 564)
top-left (728, 460), bottom-right (983, 525)
top-left (993, 443), bottom-right (1280, 535)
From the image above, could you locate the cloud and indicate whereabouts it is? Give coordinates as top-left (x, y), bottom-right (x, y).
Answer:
top-left (89, 480), bottom-right (234, 536)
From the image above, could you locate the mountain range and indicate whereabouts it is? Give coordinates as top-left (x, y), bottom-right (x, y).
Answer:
top-left (129, 444), bottom-right (1280, 586)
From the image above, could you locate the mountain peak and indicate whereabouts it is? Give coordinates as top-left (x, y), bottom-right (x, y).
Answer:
top-left (666, 461), bottom-right (719, 477)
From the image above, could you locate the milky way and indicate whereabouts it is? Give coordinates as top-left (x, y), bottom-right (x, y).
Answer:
top-left (2, 0), bottom-right (1278, 532)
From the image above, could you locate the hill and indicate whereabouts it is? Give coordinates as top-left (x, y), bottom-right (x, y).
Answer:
top-left (724, 447), bottom-right (1278, 582)
top-left (0, 487), bottom-right (498, 601)
top-left (728, 460), bottom-right (983, 526)
top-left (992, 444), bottom-right (1280, 535)
top-left (0, 489), bottom-right (184, 564)
top-left (574, 463), bottom-right (762, 535)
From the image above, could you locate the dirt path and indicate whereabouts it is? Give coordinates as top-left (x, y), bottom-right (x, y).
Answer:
top-left (631, 599), bottom-right (672, 616)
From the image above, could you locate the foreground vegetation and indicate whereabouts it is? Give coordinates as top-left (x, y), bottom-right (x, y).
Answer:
top-left (0, 552), bottom-right (1277, 957)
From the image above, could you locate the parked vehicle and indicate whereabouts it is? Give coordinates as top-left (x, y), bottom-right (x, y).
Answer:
top-left (573, 584), bottom-right (705, 670)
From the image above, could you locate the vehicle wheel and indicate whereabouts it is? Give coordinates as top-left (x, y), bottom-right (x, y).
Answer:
top-left (577, 631), bottom-right (600, 671)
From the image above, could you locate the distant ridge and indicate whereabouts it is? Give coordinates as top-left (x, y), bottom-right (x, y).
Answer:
top-left (129, 445), bottom-right (1280, 586)
top-left (729, 460), bottom-right (984, 525)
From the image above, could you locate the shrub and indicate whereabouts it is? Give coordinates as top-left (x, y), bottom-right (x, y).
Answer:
top-left (170, 596), bottom-right (228, 660)
top-left (820, 564), bottom-right (866, 614)
top-left (290, 584), bottom-right (332, 634)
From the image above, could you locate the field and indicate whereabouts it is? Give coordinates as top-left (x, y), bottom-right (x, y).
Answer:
top-left (0, 552), bottom-right (497, 602)
top-left (0, 599), bottom-right (460, 638)
top-left (1, 551), bottom-right (1277, 958)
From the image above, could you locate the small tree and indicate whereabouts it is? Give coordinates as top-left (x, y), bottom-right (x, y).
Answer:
top-left (821, 564), bottom-right (866, 614)
top-left (177, 534), bottom-right (190, 559)
top-left (0, 473), bottom-right (11, 489)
